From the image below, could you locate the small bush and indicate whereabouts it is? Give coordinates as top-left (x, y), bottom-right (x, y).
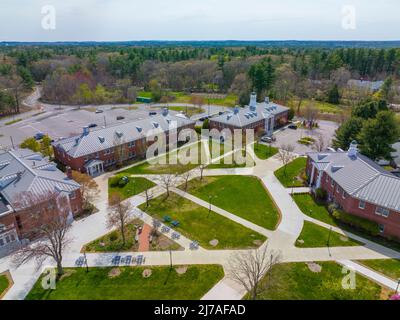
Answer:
top-left (118, 176), bottom-right (129, 187)
top-left (332, 209), bottom-right (380, 236)
top-left (315, 188), bottom-right (327, 201)
top-left (109, 175), bottom-right (121, 188)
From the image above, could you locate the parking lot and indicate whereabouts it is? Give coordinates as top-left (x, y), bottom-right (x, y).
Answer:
top-left (269, 120), bottom-right (339, 155)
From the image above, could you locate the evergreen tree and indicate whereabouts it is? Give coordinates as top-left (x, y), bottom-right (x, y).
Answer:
top-left (327, 84), bottom-right (340, 104)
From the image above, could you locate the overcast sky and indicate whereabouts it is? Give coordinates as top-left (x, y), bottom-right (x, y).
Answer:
top-left (0, 0), bottom-right (399, 41)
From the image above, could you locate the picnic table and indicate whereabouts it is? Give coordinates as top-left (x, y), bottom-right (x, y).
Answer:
top-left (163, 215), bottom-right (172, 223)
top-left (171, 220), bottom-right (180, 227)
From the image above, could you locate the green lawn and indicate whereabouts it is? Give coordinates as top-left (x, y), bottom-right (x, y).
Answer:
top-left (0, 274), bottom-right (9, 297)
top-left (139, 193), bottom-right (266, 249)
top-left (5, 118), bottom-right (22, 125)
top-left (108, 176), bottom-right (156, 200)
top-left (84, 220), bottom-right (182, 253)
top-left (293, 194), bottom-right (338, 226)
top-left (168, 106), bottom-right (203, 117)
top-left (253, 143), bottom-right (279, 160)
top-left (296, 221), bottom-right (362, 248)
top-left (26, 265), bottom-right (224, 300)
top-left (274, 157), bottom-right (307, 187)
top-left (122, 142), bottom-right (206, 175)
top-left (255, 262), bottom-right (384, 300)
top-left (358, 259), bottom-right (400, 281)
top-left (289, 98), bottom-right (347, 114)
top-left (183, 176), bottom-right (280, 230)
top-left (207, 148), bottom-right (255, 169)
top-left (293, 194), bottom-right (400, 252)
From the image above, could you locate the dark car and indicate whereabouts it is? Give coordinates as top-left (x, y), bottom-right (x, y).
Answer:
top-left (88, 123), bottom-right (97, 128)
top-left (95, 109), bottom-right (104, 114)
top-left (288, 124), bottom-right (298, 130)
top-left (116, 116), bottom-right (125, 120)
top-left (34, 133), bottom-right (45, 140)
top-left (149, 111), bottom-right (157, 116)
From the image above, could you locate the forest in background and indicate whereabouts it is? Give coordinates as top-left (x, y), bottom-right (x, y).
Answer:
top-left (0, 43), bottom-right (399, 120)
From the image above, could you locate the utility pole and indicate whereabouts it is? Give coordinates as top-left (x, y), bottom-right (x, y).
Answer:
top-left (103, 115), bottom-right (107, 127)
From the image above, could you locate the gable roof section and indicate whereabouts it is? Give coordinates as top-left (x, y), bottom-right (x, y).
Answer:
top-left (54, 113), bottom-right (194, 158)
top-left (210, 101), bottom-right (289, 127)
top-left (0, 149), bottom-right (80, 208)
top-left (308, 151), bottom-right (400, 212)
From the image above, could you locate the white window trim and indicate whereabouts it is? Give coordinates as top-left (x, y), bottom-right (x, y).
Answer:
top-left (359, 200), bottom-right (366, 210)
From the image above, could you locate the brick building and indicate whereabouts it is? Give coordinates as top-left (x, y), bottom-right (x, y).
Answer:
top-left (53, 109), bottom-right (195, 176)
top-left (209, 93), bottom-right (289, 138)
top-left (307, 141), bottom-right (400, 240)
top-left (0, 149), bottom-right (82, 255)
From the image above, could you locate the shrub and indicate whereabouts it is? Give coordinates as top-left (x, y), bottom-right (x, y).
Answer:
top-left (332, 209), bottom-right (380, 236)
top-left (195, 125), bottom-right (202, 135)
top-left (315, 188), bottom-right (327, 201)
top-left (109, 175), bottom-right (128, 188)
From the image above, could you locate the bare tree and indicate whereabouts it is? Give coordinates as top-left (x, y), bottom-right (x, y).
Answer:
top-left (228, 245), bottom-right (281, 300)
top-left (144, 188), bottom-right (154, 207)
top-left (198, 164), bottom-right (207, 181)
top-left (113, 136), bottom-right (129, 168)
top-left (71, 170), bottom-right (100, 212)
top-left (304, 101), bottom-right (319, 130)
top-left (158, 174), bottom-right (176, 198)
top-left (12, 191), bottom-right (73, 277)
top-left (107, 193), bottom-right (132, 246)
top-left (277, 144), bottom-right (295, 177)
top-left (180, 170), bottom-right (192, 192)
top-left (312, 134), bottom-right (328, 152)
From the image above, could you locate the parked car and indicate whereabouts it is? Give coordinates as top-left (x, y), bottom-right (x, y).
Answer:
top-left (149, 111), bottom-right (157, 116)
top-left (95, 109), bottom-right (104, 114)
top-left (34, 133), bottom-right (45, 140)
top-left (288, 124), bottom-right (298, 130)
top-left (116, 116), bottom-right (125, 120)
top-left (261, 135), bottom-right (276, 143)
top-left (88, 123), bottom-right (97, 128)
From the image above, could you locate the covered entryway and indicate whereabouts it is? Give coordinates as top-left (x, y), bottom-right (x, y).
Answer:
top-left (85, 159), bottom-right (105, 177)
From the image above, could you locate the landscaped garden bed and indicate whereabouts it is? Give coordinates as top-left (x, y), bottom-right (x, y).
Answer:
top-left (26, 265), bottom-right (224, 300)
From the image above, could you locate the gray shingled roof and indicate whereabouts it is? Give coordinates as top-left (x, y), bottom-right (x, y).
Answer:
top-left (0, 149), bottom-right (80, 209)
top-left (53, 112), bottom-right (195, 158)
top-left (210, 101), bottom-right (289, 128)
top-left (308, 150), bottom-right (400, 212)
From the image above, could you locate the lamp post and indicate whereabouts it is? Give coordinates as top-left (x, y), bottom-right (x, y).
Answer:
top-left (327, 227), bottom-right (332, 257)
top-left (83, 250), bottom-right (89, 273)
top-left (396, 279), bottom-right (400, 294)
top-left (208, 195), bottom-right (217, 218)
top-left (169, 249), bottom-right (173, 270)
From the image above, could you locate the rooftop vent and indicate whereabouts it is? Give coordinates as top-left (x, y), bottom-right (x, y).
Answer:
top-left (98, 136), bottom-right (105, 143)
top-left (136, 126), bottom-right (143, 133)
top-left (152, 122), bottom-right (159, 128)
top-left (233, 107), bottom-right (240, 114)
top-left (317, 154), bottom-right (328, 161)
top-left (331, 165), bottom-right (344, 173)
top-left (115, 131), bottom-right (124, 138)
top-left (82, 126), bottom-right (90, 136)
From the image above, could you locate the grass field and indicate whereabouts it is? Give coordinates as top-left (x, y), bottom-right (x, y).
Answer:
top-left (296, 221), bottom-right (362, 248)
top-left (358, 259), bottom-right (400, 281)
top-left (292, 194), bottom-right (400, 252)
top-left (289, 98), bottom-right (348, 114)
top-left (168, 106), bottom-right (204, 117)
top-left (26, 265), bottom-right (224, 300)
top-left (255, 262), bottom-right (385, 300)
top-left (183, 176), bottom-right (280, 230)
top-left (108, 176), bottom-right (156, 200)
top-left (253, 143), bottom-right (279, 160)
top-left (139, 193), bottom-right (266, 249)
top-left (0, 274), bottom-right (9, 297)
top-left (83, 220), bottom-right (182, 253)
top-left (121, 142), bottom-right (206, 175)
top-left (274, 157), bottom-right (307, 188)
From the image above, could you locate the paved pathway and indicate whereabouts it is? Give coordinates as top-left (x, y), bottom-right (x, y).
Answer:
top-left (2, 139), bottom-right (400, 301)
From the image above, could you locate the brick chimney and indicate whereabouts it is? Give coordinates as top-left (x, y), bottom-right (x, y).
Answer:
top-left (66, 166), bottom-right (73, 179)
